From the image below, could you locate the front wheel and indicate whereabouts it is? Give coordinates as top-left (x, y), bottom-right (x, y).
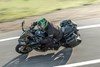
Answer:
top-left (15, 45), bottom-right (33, 54)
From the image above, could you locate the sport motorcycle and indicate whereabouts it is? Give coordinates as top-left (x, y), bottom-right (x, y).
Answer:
top-left (15, 20), bottom-right (82, 54)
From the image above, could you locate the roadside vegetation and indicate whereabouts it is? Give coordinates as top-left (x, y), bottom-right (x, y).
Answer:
top-left (0, 0), bottom-right (100, 22)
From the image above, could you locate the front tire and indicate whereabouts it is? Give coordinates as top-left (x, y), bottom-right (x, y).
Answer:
top-left (15, 45), bottom-right (32, 54)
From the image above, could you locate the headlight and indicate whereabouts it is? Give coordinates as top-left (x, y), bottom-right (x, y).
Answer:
top-left (20, 41), bottom-right (26, 45)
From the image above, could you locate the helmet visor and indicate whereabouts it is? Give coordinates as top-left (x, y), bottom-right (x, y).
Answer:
top-left (38, 21), bottom-right (48, 30)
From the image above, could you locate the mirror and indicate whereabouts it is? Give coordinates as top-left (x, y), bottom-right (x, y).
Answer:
top-left (22, 21), bottom-right (25, 32)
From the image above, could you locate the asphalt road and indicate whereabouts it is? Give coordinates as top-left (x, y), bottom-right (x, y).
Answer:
top-left (0, 18), bottom-right (100, 67)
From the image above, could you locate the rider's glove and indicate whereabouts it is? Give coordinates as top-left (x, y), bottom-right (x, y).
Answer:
top-left (32, 22), bottom-right (37, 26)
top-left (30, 22), bottom-right (37, 29)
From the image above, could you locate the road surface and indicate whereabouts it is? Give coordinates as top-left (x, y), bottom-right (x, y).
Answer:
top-left (0, 18), bottom-right (100, 67)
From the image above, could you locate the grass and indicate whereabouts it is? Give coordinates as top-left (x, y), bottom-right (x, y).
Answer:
top-left (0, 0), bottom-right (100, 22)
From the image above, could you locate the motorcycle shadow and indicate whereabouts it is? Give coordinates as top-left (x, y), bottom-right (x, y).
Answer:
top-left (3, 48), bottom-right (73, 67)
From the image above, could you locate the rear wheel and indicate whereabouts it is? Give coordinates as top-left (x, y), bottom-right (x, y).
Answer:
top-left (15, 45), bottom-right (32, 54)
top-left (64, 36), bottom-right (81, 48)
top-left (62, 33), bottom-right (82, 48)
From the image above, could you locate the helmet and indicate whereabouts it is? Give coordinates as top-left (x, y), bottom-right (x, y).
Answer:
top-left (37, 18), bottom-right (48, 30)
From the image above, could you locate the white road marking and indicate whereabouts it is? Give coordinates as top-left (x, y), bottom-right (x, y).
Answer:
top-left (55, 59), bottom-right (100, 67)
top-left (0, 24), bottom-right (100, 42)
top-left (0, 36), bottom-right (19, 42)
top-left (78, 24), bottom-right (100, 29)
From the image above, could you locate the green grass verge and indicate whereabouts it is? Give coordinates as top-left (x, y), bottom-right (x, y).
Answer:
top-left (0, 0), bottom-right (100, 22)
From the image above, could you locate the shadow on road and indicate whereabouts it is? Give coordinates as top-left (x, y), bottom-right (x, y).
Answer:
top-left (3, 48), bottom-right (72, 67)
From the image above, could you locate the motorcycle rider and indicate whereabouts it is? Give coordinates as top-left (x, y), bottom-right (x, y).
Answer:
top-left (31, 18), bottom-right (63, 50)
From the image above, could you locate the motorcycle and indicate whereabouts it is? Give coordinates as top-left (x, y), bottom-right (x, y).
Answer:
top-left (15, 20), bottom-right (82, 54)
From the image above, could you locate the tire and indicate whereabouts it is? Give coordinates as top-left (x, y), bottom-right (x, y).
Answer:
top-left (68, 36), bottom-right (81, 48)
top-left (63, 36), bottom-right (82, 48)
top-left (15, 45), bottom-right (32, 54)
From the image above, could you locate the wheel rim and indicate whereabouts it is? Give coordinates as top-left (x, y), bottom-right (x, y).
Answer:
top-left (18, 45), bottom-right (32, 53)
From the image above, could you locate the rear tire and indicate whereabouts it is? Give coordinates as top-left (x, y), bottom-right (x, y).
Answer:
top-left (62, 35), bottom-right (82, 48)
top-left (65, 36), bottom-right (81, 48)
